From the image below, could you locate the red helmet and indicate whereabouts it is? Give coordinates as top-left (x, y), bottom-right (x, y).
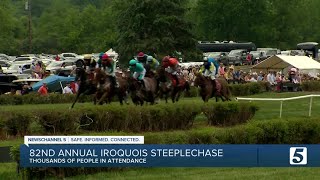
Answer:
top-left (162, 56), bottom-right (170, 62)
top-left (102, 54), bottom-right (109, 60)
top-left (137, 52), bottom-right (145, 58)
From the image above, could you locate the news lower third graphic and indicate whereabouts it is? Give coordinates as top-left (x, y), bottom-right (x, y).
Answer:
top-left (20, 136), bottom-right (319, 167)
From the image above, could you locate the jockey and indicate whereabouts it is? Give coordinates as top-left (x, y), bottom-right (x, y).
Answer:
top-left (97, 52), bottom-right (105, 68)
top-left (83, 54), bottom-right (96, 73)
top-left (146, 56), bottom-right (159, 73)
top-left (207, 57), bottom-right (219, 76)
top-left (199, 57), bottom-right (216, 80)
top-left (162, 56), bottom-right (180, 87)
top-left (102, 54), bottom-right (119, 88)
top-left (137, 52), bottom-right (147, 65)
top-left (101, 53), bottom-right (110, 70)
top-left (129, 59), bottom-right (146, 87)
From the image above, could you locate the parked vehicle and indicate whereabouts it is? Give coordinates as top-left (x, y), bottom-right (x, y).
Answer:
top-left (249, 51), bottom-right (266, 64)
top-left (58, 53), bottom-right (84, 67)
top-left (0, 60), bottom-right (11, 68)
top-left (46, 60), bottom-right (75, 74)
top-left (3, 63), bottom-right (32, 74)
top-left (197, 41), bottom-right (256, 52)
top-left (226, 49), bottom-right (248, 66)
top-left (0, 54), bottom-right (13, 61)
top-left (297, 42), bottom-right (318, 60)
top-left (203, 52), bottom-right (229, 65)
top-left (12, 57), bottom-right (38, 64)
top-left (257, 48), bottom-right (279, 58)
top-left (0, 74), bottom-right (19, 94)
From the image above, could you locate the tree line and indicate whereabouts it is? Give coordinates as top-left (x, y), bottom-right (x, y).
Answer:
top-left (1, 0), bottom-right (320, 64)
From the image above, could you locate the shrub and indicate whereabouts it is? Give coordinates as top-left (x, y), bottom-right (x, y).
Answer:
top-left (202, 102), bottom-right (259, 126)
top-left (301, 81), bottom-right (320, 91)
top-left (0, 93), bottom-right (94, 105)
top-left (229, 82), bottom-right (269, 96)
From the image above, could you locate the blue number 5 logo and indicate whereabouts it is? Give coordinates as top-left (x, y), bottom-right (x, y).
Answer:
top-left (290, 147), bottom-right (307, 165)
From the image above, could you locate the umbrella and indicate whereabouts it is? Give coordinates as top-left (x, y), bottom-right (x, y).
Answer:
top-left (32, 75), bottom-right (75, 92)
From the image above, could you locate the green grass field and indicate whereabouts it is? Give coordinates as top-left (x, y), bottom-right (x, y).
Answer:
top-left (1, 92), bottom-right (320, 179)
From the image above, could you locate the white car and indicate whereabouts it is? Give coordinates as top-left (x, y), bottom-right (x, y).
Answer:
top-left (58, 53), bottom-right (84, 67)
top-left (46, 60), bottom-right (75, 74)
top-left (12, 57), bottom-right (38, 64)
top-left (59, 53), bottom-right (83, 61)
top-left (4, 63), bottom-right (32, 74)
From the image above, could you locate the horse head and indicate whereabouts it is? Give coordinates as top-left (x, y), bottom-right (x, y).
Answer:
top-left (93, 68), bottom-right (108, 89)
top-left (156, 67), bottom-right (168, 82)
top-left (75, 67), bottom-right (86, 82)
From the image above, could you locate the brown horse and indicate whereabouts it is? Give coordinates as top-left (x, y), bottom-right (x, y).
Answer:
top-left (93, 68), bottom-right (129, 105)
top-left (128, 76), bottom-right (158, 106)
top-left (194, 73), bottom-right (232, 102)
top-left (71, 67), bottom-right (97, 108)
top-left (156, 67), bottom-right (190, 103)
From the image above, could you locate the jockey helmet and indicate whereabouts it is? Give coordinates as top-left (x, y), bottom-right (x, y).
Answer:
top-left (137, 52), bottom-right (145, 58)
top-left (129, 59), bottom-right (137, 66)
top-left (147, 56), bottom-right (153, 62)
top-left (162, 56), bottom-right (170, 62)
top-left (84, 54), bottom-right (92, 60)
top-left (99, 52), bottom-right (104, 59)
top-left (102, 54), bottom-right (109, 60)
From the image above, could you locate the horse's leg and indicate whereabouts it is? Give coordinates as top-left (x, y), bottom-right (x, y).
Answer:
top-left (175, 89), bottom-right (182, 102)
top-left (71, 91), bottom-right (81, 108)
top-left (202, 95), bottom-right (206, 102)
top-left (149, 92), bottom-right (155, 105)
top-left (93, 93), bottom-right (97, 105)
top-left (171, 89), bottom-right (177, 103)
top-left (124, 91), bottom-right (129, 105)
top-left (118, 93), bottom-right (124, 105)
top-left (97, 91), bottom-right (108, 105)
top-left (164, 91), bottom-right (169, 103)
top-left (205, 94), bottom-right (211, 102)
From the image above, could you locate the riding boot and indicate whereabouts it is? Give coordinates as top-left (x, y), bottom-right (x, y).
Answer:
top-left (110, 76), bottom-right (118, 88)
top-left (139, 79), bottom-right (146, 90)
top-left (174, 75), bottom-right (179, 87)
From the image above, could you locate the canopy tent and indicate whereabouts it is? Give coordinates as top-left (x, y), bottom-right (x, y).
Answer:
top-left (252, 55), bottom-right (320, 70)
top-left (32, 75), bottom-right (75, 92)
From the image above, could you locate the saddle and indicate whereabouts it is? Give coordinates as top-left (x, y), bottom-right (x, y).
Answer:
top-left (167, 74), bottom-right (185, 87)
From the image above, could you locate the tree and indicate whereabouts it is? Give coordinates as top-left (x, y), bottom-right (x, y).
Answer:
top-left (113, 0), bottom-right (197, 64)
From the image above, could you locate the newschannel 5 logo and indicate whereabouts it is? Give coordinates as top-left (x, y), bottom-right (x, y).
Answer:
top-left (290, 147), bottom-right (307, 165)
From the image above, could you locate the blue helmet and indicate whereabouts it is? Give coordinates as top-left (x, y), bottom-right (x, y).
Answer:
top-left (208, 57), bottom-right (215, 63)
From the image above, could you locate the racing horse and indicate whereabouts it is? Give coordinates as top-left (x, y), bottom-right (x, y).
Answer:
top-left (70, 67), bottom-right (97, 108)
top-left (156, 67), bottom-right (190, 103)
top-left (93, 68), bottom-right (129, 105)
top-left (128, 76), bottom-right (158, 106)
top-left (194, 72), bottom-right (232, 102)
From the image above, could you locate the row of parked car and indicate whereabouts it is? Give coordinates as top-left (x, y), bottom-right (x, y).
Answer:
top-left (203, 48), bottom-right (280, 66)
top-left (0, 54), bottom-right (77, 76)
top-left (0, 51), bottom-right (118, 94)
top-left (203, 48), bottom-right (318, 66)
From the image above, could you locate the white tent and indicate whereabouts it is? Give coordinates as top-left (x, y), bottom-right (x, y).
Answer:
top-left (252, 55), bottom-right (320, 70)
top-left (105, 48), bottom-right (119, 61)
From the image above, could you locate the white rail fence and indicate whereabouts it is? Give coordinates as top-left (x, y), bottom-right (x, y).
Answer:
top-left (235, 94), bottom-right (320, 118)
